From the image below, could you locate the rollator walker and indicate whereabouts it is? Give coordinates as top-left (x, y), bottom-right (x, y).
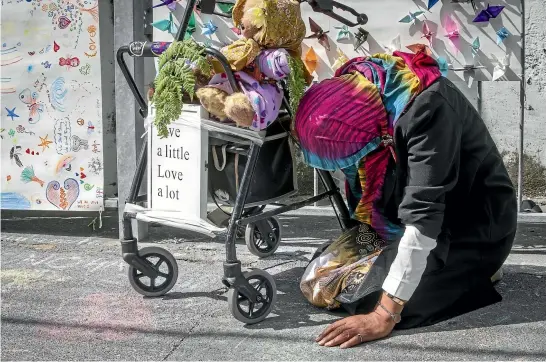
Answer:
top-left (117, 0), bottom-right (367, 324)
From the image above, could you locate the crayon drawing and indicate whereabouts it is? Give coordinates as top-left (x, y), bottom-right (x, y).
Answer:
top-left (0, 1), bottom-right (104, 211)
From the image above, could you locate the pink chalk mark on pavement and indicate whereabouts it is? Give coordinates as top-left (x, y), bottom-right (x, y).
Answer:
top-left (37, 293), bottom-right (155, 341)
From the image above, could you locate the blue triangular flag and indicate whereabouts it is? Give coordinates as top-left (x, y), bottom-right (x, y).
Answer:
top-left (427, 0), bottom-right (440, 10)
top-left (496, 27), bottom-right (511, 45)
top-left (436, 56), bottom-right (449, 77)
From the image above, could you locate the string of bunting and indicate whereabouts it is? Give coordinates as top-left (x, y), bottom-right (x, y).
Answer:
top-left (150, 0), bottom-right (515, 80)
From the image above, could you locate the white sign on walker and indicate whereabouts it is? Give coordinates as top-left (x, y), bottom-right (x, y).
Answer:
top-left (147, 104), bottom-right (209, 219)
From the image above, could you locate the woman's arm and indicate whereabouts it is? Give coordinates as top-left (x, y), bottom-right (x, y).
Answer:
top-left (316, 89), bottom-right (464, 348)
top-left (382, 226), bottom-right (437, 300)
top-left (383, 89), bottom-right (462, 302)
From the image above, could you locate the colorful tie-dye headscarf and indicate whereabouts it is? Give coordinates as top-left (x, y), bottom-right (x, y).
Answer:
top-left (294, 51), bottom-right (441, 241)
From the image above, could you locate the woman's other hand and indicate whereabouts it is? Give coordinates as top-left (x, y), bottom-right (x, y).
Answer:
top-left (315, 312), bottom-right (394, 348)
top-left (316, 292), bottom-right (403, 348)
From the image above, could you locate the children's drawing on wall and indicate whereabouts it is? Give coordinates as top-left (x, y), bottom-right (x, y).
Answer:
top-left (0, 1), bottom-right (103, 211)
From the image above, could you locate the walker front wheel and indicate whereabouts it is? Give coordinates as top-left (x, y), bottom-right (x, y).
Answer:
top-left (227, 269), bottom-right (277, 324)
top-left (128, 246), bottom-right (178, 297)
top-left (245, 217), bottom-right (281, 258)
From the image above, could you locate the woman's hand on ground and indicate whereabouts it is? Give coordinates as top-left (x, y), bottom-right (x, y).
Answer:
top-left (316, 312), bottom-right (395, 349)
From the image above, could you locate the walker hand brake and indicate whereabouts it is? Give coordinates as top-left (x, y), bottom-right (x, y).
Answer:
top-left (196, 0), bottom-right (233, 18)
top-left (302, 0), bottom-right (368, 26)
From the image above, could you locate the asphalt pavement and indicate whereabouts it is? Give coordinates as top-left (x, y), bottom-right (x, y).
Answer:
top-left (1, 210), bottom-right (545, 361)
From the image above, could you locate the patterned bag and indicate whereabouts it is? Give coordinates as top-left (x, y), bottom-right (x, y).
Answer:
top-left (300, 223), bottom-right (386, 309)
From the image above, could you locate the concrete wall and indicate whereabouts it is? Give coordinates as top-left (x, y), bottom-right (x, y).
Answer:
top-left (521, 0), bottom-right (546, 204)
top-left (480, 0), bottom-right (546, 206)
top-left (1, 1), bottom-right (543, 237)
top-left (99, 0), bottom-right (117, 200)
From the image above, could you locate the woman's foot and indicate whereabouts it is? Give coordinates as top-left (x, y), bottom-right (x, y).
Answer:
top-left (491, 267), bottom-right (504, 284)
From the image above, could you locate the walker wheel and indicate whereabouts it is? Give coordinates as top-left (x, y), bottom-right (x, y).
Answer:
top-left (128, 246), bottom-right (178, 297)
top-left (245, 217), bottom-right (281, 258)
top-left (227, 269), bottom-right (277, 324)
top-left (236, 225), bottom-right (246, 239)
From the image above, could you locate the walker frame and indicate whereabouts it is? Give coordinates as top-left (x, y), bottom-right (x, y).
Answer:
top-left (117, 0), bottom-right (367, 324)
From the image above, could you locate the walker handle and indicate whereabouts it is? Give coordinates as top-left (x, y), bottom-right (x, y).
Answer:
top-left (301, 0), bottom-right (368, 26)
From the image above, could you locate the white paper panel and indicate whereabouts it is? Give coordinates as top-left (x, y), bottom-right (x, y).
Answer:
top-left (0, 1), bottom-right (104, 211)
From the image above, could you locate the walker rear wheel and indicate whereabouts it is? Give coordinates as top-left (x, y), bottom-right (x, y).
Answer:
top-left (245, 217), bottom-right (281, 258)
top-left (128, 246), bottom-right (178, 297)
top-left (227, 269), bottom-right (277, 324)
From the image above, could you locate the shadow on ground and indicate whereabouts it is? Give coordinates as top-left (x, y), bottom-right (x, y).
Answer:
top-left (1, 264), bottom-right (544, 360)
top-left (0, 211), bottom-right (342, 247)
top-left (240, 264), bottom-right (546, 334)
top-left (2, 210), bottom-right (544, 249)
top-left (0, 210), bottom-right (120, 239)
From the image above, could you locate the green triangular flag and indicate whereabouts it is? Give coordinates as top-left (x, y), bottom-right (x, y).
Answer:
top-left (184, 12), bottom-right (196, 40)
top-left (152, 18), bottom-right (171, 32)
top-left (152, 13), bottom-right (178, 35)
top-left (217, 2), bottom-right (234, 15)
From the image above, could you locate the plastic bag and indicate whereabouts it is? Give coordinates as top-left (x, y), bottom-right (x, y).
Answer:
top-left (300, 223), bottom-right (386, 309)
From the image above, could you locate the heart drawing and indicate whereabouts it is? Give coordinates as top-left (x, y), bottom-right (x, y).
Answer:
top-left (58, 16), bottom-right (72, 29)
top-left (46, 178), bottom-right (80, 210)
top-left (79, 63), bottom-right (90, 75)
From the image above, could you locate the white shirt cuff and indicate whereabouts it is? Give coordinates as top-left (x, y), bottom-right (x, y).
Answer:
top-left (381, 225), bottom-right (437, 301)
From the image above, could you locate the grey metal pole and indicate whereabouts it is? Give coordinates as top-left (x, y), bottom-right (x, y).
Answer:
top-left (477, 81), bottom-right (482, 116)
top-left (517, 0), bottom-right (526, 212)
top-left (313, 169), bottom-right (319, 207)
top-left (114, 0), bottom-right (150, 239)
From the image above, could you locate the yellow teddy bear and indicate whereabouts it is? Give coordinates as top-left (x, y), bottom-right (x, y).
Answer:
top-left (196, 0), bottom-right (310, 130)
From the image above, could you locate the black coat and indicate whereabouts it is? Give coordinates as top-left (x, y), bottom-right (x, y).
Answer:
top-left (385, 76), bottom-right (517, 257)
top-left (347, 77), bottom-right (518, 328)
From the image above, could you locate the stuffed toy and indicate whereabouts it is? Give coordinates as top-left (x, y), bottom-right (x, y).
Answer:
top-left (196, 0), bottom-right (310, 131)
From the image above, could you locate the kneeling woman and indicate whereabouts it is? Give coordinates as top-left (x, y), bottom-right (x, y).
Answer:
top-left (295, 51), bottom-right (517, 348)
